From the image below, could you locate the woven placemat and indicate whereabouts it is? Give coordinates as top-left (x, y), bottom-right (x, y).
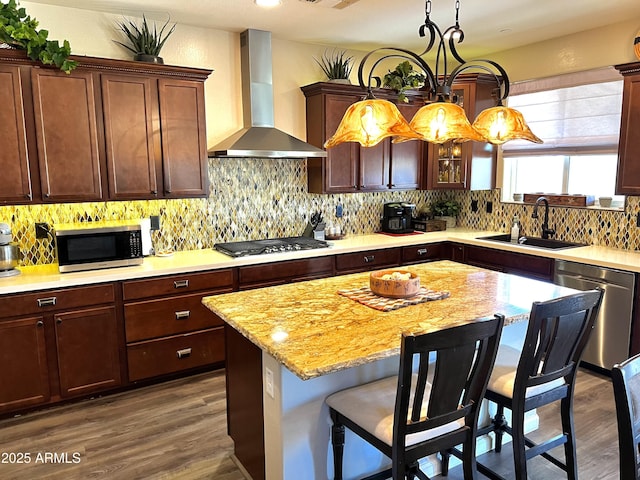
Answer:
top-left (338, 286), bottom-right (450, 311)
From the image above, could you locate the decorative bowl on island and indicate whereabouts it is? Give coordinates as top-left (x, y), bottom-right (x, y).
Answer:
top-left (369, 270), bottom-right (420, 299)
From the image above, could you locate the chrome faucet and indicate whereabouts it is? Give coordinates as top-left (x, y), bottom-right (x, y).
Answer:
top-left (532, 196), bottom-right (555, 239)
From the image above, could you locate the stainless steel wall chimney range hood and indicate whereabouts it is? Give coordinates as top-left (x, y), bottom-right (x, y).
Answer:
top-left (208, 29), bottom-right (327, 159)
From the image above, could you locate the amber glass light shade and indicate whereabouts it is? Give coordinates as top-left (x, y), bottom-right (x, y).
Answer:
top-left (472, 106), bottom-right (543, 145)
top-left (394, 102), bottom-right (485, 144)
top-left (324, 98), bottom-right (421, 148)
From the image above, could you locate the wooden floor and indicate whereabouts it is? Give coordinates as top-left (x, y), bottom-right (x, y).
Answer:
top-left (0, 367), bottom-right (617, 480)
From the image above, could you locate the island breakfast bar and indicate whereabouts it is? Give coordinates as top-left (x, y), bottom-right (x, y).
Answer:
top-left (202, 260), bottom-right (578, 480)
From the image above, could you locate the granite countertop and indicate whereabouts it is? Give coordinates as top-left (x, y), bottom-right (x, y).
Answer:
top-left (2, 228), bottom-right (639, 295)
top-left (202, 260), bottom-right (577, 380)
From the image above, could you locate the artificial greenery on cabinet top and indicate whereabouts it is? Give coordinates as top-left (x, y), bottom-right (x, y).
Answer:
top-left (0, 0), bottom-right (77, 73)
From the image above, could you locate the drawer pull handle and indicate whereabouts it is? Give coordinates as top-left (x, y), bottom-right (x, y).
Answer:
top-left (173, 280), bottom-right (189, 289)
top-left (417, 248), bottom-right (428, 256)
top-left (364, 255), bottom-right (375, 263)
top-left (176, 348), bottom-right (192, 359)
top-left (175, 310), bottom-right (191, 320)
top-left (37, 297), bottom-right (57, 307)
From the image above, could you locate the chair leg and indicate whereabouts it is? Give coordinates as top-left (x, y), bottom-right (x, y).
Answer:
top-left (441, 449), bottom-right (451, 476)
top-left (330, 413), bottom-right (345, 480)
top-left (492, 405), bottom-right (507, 453)
top-left (462, 438), bottom-right (478, 480)
top-left (510, 403), bottom-right (528, 480)
top-left (560, 395), bottom-right (578, 480)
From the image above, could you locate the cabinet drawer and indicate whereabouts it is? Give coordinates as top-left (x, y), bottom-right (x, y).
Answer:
top-left (0, 284), bottom-right (115, 318)
top-left (127, 328), bottom-right (224, 381)
top-left (402, 243), bottom-right (443, 264)
top-left (464, 246), bottom-right (554, 281)
top-left (125, 292), bottom-right (224, 342)
top-left (122, 269), bottom-right (234, 300)
top-left (335, 248), bottom-right (401, 274)
top-left (239, 256), bottom-right (334, 289)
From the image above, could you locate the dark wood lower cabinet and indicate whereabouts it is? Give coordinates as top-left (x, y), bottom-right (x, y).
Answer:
top-left (447, 243), bottom-right (555, 281)
top-left (55, 306), bottom-right (122, 397)
top-left (0, 316), bottom-right (50, 412)
top-left (225, 325), bottom-right (265, 480)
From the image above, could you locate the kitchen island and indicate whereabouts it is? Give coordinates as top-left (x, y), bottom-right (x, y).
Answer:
top-left (202, 260), bottom-right (577, 480)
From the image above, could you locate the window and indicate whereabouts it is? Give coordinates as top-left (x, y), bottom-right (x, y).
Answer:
top-left (500, 68), bottom-right (624, 207)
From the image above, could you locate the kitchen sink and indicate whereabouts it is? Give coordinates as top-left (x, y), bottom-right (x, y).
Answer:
top-left (478, 234), bottom-right (586, 249)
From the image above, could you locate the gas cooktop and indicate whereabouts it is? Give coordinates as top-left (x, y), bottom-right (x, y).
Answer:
top-left (214, 237), bottom-right (329, 258)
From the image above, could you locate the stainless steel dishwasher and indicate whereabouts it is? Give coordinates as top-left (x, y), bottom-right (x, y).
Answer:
top-left (554, 260), bottom-right (635, 370)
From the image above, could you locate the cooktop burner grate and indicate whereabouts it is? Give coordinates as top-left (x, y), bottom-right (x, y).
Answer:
top-left (214, 237), bottom-right (329, 258)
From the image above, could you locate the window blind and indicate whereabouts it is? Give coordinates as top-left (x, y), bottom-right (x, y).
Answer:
top-left (502, 70), bottom-right (623, 156)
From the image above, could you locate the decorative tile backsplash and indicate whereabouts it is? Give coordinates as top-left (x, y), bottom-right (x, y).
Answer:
top-left (1, 158), bottom-right (638, 266)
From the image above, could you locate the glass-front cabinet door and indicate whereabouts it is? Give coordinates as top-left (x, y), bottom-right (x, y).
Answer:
top-left (430, 86), bottom-right (469, 189)
top-left (427, 75), bottom-right (497, 191)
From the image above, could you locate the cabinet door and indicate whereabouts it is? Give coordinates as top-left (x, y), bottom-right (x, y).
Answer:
top-left (616, 72), bottom-right (640, 195)
top-left (323, 94), bottom-right (359, 192)
top-left (390, 103), bottom-right (423, 190)
top-left (359, 141), bottom-right (389, 191)
top-left (428, 85), bottom-right (470, 189)
top-left (31, 68), bottom-right (103, 202)
top-left (158, 78), bottom-right (208, 197)
top-left (101, 74), bottom-right (158, 200)
top-left (0, 316), bottom-right (50, 412)
top-left (0, 65), bottom-right (32, 203)
top-left (54, 306), bottom-right (121, 398)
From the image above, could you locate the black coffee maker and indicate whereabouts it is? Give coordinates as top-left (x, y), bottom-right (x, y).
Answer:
top-left (381, 202), bottom-right (415, 234)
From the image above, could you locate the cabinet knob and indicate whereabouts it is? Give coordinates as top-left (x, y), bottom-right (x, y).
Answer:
top-left (37, 297), bottom-right (57, 307)
top-left (25, 193), bottom-right (32, 200)
top-left (151, 190), bottom-right (157, 195)
top-left (173, 279), bottom-right (189, 289)
top-left (44, 193), bottom-right (50, 199)
top-left (56, 318), bottom-right (62, 325)
top-left (175, 310), bottom-right (191, 320)
top-left (176, 348), bottom-right (192, 359)
top-left (36, 320), bottom-right (44, 327)
top-left (364, 255), bottom-right (375, 263)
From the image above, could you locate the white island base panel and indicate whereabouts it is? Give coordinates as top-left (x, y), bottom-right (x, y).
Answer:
top-left (261, 322), bottom-right (538, 480)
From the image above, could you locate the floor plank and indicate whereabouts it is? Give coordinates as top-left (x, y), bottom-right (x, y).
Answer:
top-left (0, 367), bottom-right (617, 479)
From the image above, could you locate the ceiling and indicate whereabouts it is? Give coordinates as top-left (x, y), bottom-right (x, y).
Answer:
top-left (25, 0), bottom-right (640, 57)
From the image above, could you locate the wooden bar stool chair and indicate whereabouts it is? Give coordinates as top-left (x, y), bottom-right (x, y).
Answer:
top-left (326, 315), bottom-right (504, 480)
top-left (612, 352), bottom-right (640, 480)
top-left (469, 289), bottom-right (603, 480)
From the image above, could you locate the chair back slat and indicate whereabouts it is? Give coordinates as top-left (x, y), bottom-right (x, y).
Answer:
top-left (394, 316), bottom-right (504, 445)
top-left (516, 290), bottom-right (603, 392)
top-left (613, 352), bottom-right (640, 480)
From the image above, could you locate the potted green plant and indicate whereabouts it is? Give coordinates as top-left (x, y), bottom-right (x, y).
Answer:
top-left (114, 15), bottom-right (176, 64)
top-left (383, 60), bottom-right (426, 103)
top-left (315, 49), bottom-right (353, 83)
top-left (0, 0), bottom-right (77, 73)
top-left (432, 199), bottom-right (461, 228)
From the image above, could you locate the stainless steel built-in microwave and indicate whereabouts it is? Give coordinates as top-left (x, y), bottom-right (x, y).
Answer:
top-left (55, 223), bottom-right (143, 273)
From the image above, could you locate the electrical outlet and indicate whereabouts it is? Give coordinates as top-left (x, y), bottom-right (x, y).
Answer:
top-left (637, 212), bottom-right (640, 227)
top-left (336, 204), bottom-right (343, 218)
top-left (265, 367), bottom-right (275, 398)
top-left (486, 201), bottom-right (493, 214)
top-left (150, 215), bottom-right (160, 230)
top-left (35, 222), bottom-right (50, 239)
top-left (471, 200), bottom-right (478, 212)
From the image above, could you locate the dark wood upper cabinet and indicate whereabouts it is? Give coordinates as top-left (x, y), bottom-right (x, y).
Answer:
top-left (31, 67), bottom-right (103, 202)
top-left (0, 49), bottom-right (211, 204)
top-left (615, 62), bottom-right (640, 195)
top-left (427, 74), bottom-right (497, 191)
top-left (158, 78), bottom-right (208, 198)
top-left (0, 65), bottom-right (32, 203)
top-left (101, 74), bottom-right (158, 200)
top-left (302, 82), bottom-right (427, 193)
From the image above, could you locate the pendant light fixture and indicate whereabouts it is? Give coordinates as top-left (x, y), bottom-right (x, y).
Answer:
top-left (324, 0), bottom-right (542, 148)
